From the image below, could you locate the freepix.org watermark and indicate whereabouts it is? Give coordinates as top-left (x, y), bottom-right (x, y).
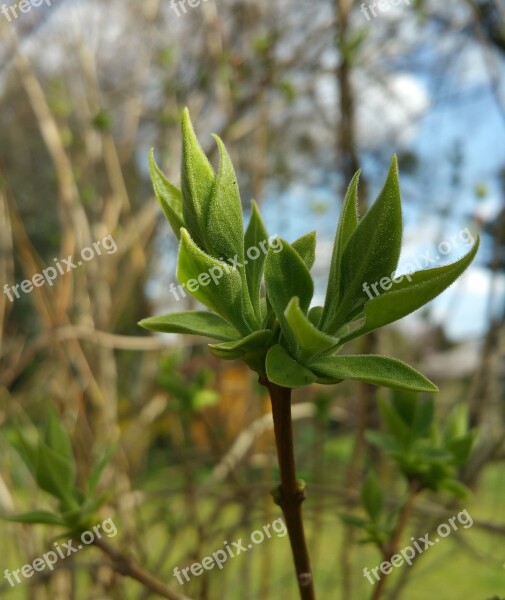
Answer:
top-left (359, 0), bottom-right (411, 21)
top-left (362, 227), bottom-right (475, 300)
top-left (363, 509), bottom-right (473, 585)
top-left (169, 0), bottom-right (207, 18)
top-left (1, 0), bottom-right (56, 23)
top-left (169, 235), bottom-right (283, 301)
top-left (4, 517), bottom-right (117, 588)
top-left (173, 517), bottom-right (287, 585)
top-left (3, 234), bottom-right (117, 303)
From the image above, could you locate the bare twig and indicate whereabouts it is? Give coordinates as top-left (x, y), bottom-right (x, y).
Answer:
top-left (93, 538), bottom-right (194, 600)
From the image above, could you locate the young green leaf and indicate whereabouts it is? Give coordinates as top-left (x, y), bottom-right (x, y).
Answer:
top-left (446, 433), bottom-right (475, 466)
top-left (339, 513), bottom-right (369, 529)
top-left (361, 472), bottom-right (383, 522)
top-left (264, 238), bottom-right (314, 354)
top-left (139, 311), bottom-right (241, 341)
top-left (322, 158), bottom-right (402, 333)
top-left (2, 511), bottom-right (66, 526)
top-left (444, 404), bottom-right (470, 442)
top-left (35, 442), bottom-right (76, 508)
top-left (378, 398), bottom-right (412, 444)
top-left (177, 229), bottom-right (254, 333)
top-left (266, 345), bottom-right (317, 388)
top-left (209, 330), bottom-right (272, 360)
top-left (284, 297), bottom-right (339, 360)
top-left (391, 392), bottom-right (434, 438)
top-left (339, 237), bottom-right (480, 342)
top-left (87, 443), bottom-right (117, 494)
top-left (308, 306), bottom-right (324, 326)
top-left (10, 427), bottom-right (38, 477)
top-left (244, 200), bottom-right (268, 319)
top-left (181, 108), bottom-right (215, 250)
top-left (366, 430), bottom-right (399, 453)
top-left (45, 411), bottom-right (74, 468)
top-left (319, 170), bottom-right (360, 329)
top-left (308, 354), bottom-right (438, 392)
top-left (149, 149), bottom-right (185, 239)
top-left (292, 231), bottom-right (317, 270)
top-left (205, 135), bottom-right (245, 263)
top-left (390, 390), bottom-right (419, 427)
top-left (411, 397), bottom-right (435, 437)
top-left (437, 479), bottom-right (469, 498)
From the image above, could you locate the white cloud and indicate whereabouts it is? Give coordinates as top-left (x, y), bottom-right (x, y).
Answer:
top-left (355, 73), bottom-right (430, 146)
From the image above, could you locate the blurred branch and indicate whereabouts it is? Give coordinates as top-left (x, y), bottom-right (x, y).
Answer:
top-left (198, 402), bottom-right (334, 492)
top-left (0, 325), bottom-right (207, 388)
top-left (93, 538), bottom-right (194, 600)
top-left (0, 189), bottom-right (14, 353)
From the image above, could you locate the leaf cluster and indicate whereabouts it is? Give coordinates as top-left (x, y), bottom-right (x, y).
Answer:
top-left (341, 393), bottom-right (475, 546)
top-left (368, 392), bottom-right (476, 495)
top-left (2, 411), bottom-right (114, 531)
top-left (340, 471), bottom-right (395, 546)
top-left (141, 109), bottom-right (479, 393)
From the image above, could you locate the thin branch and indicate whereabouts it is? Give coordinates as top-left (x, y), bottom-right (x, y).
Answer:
top-left (370, 480), bottom-right (419, 600)
top-left (93, 538), bottom-right (194, 600)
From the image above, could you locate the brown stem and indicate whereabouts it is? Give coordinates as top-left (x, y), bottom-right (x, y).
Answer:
top-left (93, 538), bottom-right (193, 600)
top-left (263, 380), bottom-right (316, 600)
top-left (370, 481), bottom-right (419, 600)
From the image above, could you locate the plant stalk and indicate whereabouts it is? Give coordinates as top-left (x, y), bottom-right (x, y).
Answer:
top-left (93, 537), bottom-right (193, 600)
top-left (370, 480), bottom-right (419, 600)
top-left (263, 380), bottom-right (316, 600)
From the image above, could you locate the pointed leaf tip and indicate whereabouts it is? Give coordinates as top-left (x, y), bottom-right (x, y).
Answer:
top-left (340, 235), bottom-right (480, 343)
top-left (149, 149), bottom-right (185, 239)
top-left (181, 109), bottom-right (215, 250)
top-left (140, 311), bottom-right (241, 341)
top-left (309, 354), bottom-right (438, 392)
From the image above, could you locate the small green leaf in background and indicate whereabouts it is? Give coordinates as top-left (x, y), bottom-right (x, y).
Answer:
top-left (361, 471), bottom-right (383, 522)
top-left (447, 433), bottom-right (476, 466)
top-left (390, 390), bottom-right (419, 426)
top-left (8, 426), bottom-right (38, 478)
top-left (3, 413), bottom-right (114, 531)
top-left (45, 410), bottom-right (74, 467)
top-left (391, 391), bottom-right (434, 437)
top-left (35, 442), bottom-right (76, 509)
top-left (371, 392), bottom-right (475, 495)
top-left (377, 396), bottom-right (412, 445)
top-left (444, 404), bottom-right (470, 442)
top-left (3, 511), bottom-right (66, 526)
top-left (339, 513), bottom-right (369, 529)
top-left (87, 443), bottom-right (117, 495)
